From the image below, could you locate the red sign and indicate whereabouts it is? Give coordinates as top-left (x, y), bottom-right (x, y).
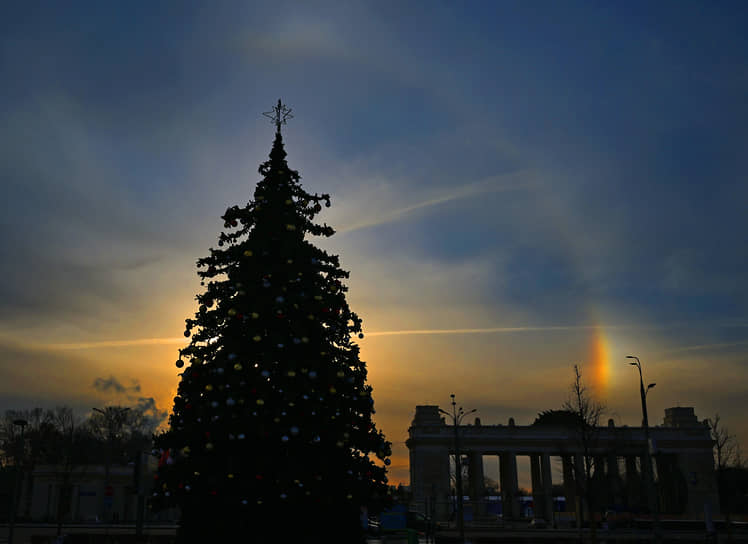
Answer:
top-left (104, 485), bottom-right (114, 497)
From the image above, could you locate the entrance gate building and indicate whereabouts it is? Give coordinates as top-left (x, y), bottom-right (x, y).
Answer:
top-left (406, 405), bottom-right (718, 521)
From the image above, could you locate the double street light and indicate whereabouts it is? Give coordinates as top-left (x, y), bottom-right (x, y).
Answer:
top-left (626, 355), bottom-right (661, 543)
top-left (439, 394), bottom-right (476, 543)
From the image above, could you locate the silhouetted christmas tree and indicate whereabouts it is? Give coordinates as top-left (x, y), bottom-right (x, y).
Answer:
top-left (152, 100), bottom-right (391, 543)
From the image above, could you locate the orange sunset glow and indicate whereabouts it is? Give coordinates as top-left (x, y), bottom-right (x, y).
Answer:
top-left (2, 2), bottom-right (747, 506)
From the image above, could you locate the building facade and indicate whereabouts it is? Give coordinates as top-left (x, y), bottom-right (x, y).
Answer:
top-left (406, 405), bottom-right (718, 521)
top-left (17, 457), bottom-right (179, 524)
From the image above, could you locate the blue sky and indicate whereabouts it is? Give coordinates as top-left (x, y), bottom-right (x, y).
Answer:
top-left (1, 1), bottom-right (747, 483)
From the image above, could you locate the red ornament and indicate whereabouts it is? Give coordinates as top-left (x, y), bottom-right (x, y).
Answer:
top-left (255, 475), bottom-right (263, 480)
top-left (205, 432), bottom-right (211, 438)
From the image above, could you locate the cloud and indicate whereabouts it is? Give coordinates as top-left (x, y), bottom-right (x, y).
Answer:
top-left (47, 338), bottom-right (185, 350)
top-left (336, 171), bottom-right (534, 234)
top-left (92, 375), bottom-right (142, 395)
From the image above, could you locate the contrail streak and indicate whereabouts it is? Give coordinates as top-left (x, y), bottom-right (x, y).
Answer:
top-left (44, 338), bottom-right (185, 350)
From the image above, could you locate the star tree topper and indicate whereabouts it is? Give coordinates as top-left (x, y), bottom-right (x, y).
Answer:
top-left (263, 99), bottom-right (294, 133)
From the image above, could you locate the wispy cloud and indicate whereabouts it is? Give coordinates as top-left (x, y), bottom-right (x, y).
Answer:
top-left (365, 325), bottom-right (603, 337)
top-left (44, 338), bottom-right (185, 350)
top-left (663, 340), bottom-right (748, 354)
top-left (336, 172), bottom-right (534, 234)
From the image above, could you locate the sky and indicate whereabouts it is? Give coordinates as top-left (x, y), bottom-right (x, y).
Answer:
top-left (1, 1), bottom-right (747, 486)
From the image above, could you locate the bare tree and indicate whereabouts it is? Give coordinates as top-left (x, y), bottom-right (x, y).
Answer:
top-left (562, 364), bottom-right (606, 543)
top-left (50, 406), bottom-right (85, 535)
top-left (0, 408), bottom-right (58, 519)
top-left (707, 414), bottom-right (742, 541)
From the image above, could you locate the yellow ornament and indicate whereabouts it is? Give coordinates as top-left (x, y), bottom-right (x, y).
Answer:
top-left (314, 295), bottom-right (322, 301)
top-left (307, 314), bottom-right (315, 320)
top-left (228, 308), bottom-right (237, 316)
top-left (182, 446), bottom-right (191, 455)
top-left (243, 250), bottom-right (253, 257)
top-left (253, 335), bottom-right (262, 342)
top-left (205, 443), bottom-right (213, 450)
top-left (256, 399), bottom-right (265, 405)
top-left (347, 494), bottom-right (353, 499)
top-left (320, 351), bottom-right (326, 356)
top-left (301, 368), bottom-right (308, 374)
top-left (329, 387), bottom-right (336, 394)
top-left (285, 199), bottom-right (292, 205)
top-left (251, 312), bottom-right (259, 319)
top-left (336, 441), bottom-right (344, 447)
top-left (336, 371), bottom-right (344, 377)
top-left (205, 384), bottom-right (213, 391)
top-left (228, 473), bottom-right (234, 479)
top-left (301, 336), bottom-right (309, 343)
top-left (285, 224), bottom-right (296, 231)
top-left (287, 371), bottom-right (296, 377)
top-left (273, 417), bottom-right (280, 423)
top-left (234, 363), bottom-right (243, 371)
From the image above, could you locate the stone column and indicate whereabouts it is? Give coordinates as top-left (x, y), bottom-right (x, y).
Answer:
top-left (500, 452), bottom-right (519, 519)
top-left (541, 453), bottom-right (554, 524)
top-left (562, 455), bottom-right (576, 512)
top-left (625, 456), bottom-right (641, 511)
top-left (410, 445), bottom-right (451, 520)
top-left (675, 450), bottom-right (720, 517)
top-left (468, 451), bottom-right (485, 517)
top-left (608, 454), bottom-right (621, 507)
top-left (574, 453), bottom-right (586, 528)
top-left (530, 454), bottom-right (544, 520)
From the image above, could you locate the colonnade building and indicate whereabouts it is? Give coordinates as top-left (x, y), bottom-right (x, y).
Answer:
top-left (406, 405), bottom-right (718, 521)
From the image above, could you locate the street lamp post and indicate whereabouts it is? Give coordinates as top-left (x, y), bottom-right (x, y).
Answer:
top-left (627, 355), bottom-right (662, 543)
top-left (439, 395), bottom-right (476, 543)
top-left (8, 418), bottom-right (28, 544)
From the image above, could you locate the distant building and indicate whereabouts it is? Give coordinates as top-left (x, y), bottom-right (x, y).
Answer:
top-left (18, 457), bottom-right (179, 524)
top-left (407, 405), bottom-right (718, 521)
